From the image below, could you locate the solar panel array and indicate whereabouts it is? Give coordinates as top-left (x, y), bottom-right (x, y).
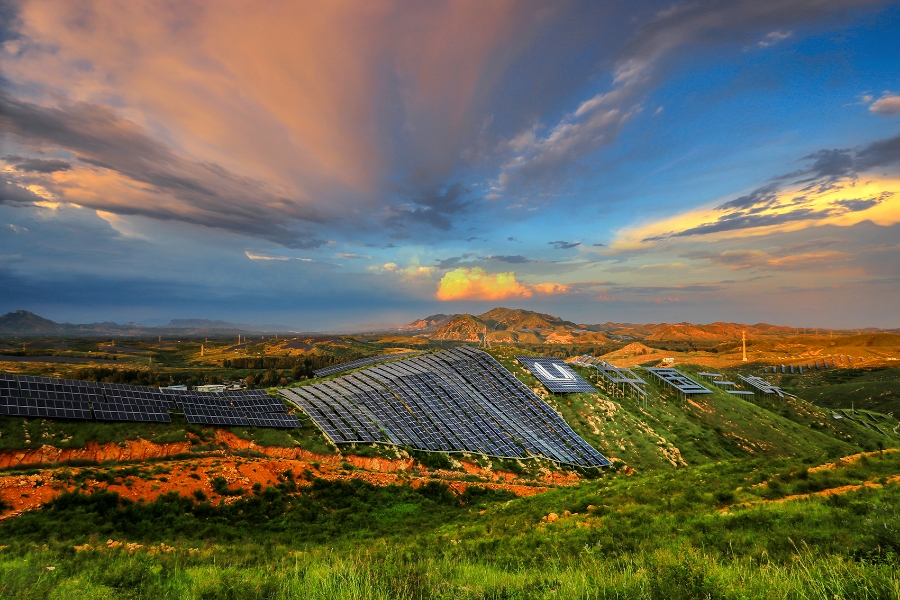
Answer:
top-left (645, 368), bottom-right (712, 396)
top-left (515, 356), bottom-right (596, 394)
top-left (161, 388), bottom-right (298, 427)
top-left (0, 373), bottom-right (296, 427)
top-left (571, 356), bottom-right (647, 397)
top-left (1, 375), bottom-right (95, 419)
top-left (281, 347), bottom-right (609, 468)
top-left (737, 374), bottom-right (795, 399)
top-left (313, 351), bottom-right (420, 378)
top-left (95, 382), bottom-right (174, 423)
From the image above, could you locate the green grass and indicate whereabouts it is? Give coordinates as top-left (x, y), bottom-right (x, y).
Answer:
top-left (0, 415), bottom-right (336, 457)
top-left (485, 348), bottom-right (898, 473)
top-left (2, 454), bottom-right (900, 598)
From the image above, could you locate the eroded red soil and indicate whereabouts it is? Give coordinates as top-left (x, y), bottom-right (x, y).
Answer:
top-left (0, 432), bottom-right (573, 520)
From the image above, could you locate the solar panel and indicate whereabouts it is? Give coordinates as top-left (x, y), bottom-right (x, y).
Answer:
top-left (571, 356), bottom-right (647, 397)
top-left (181, 403), bottom-right (249, 426)
top-left (93, 401), bottom-right (171, 423)
top-left (738, 374), bottom-right (795, 398)
top-left (313, 351), bottom-right (420, 377)
top-left (515, 356), bottom-right (596, 393)
top-left (645, 368), bottom-right (712, 395)
top-left (0, 396), bottom-right (92, 419)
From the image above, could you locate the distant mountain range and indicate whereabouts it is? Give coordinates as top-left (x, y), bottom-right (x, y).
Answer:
top-left (399, 307), bottom-right (896, 343)
top-left (0, 311), bottom-right (298, 337)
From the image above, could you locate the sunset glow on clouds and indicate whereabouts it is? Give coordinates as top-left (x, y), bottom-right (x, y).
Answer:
top-left (1, 0), bottom-right (899, 329)
top-left (613, 177), bottom-right (900, 249)
top-left (436, 268), bottom-right (568, 301)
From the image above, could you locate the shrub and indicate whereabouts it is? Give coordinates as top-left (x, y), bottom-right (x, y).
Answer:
top-left (713, 490), bottom-right (735, 506)
top-left (210, 476), bottom-right (244, 497)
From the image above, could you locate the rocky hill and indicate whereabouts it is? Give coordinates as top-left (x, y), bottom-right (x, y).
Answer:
top-left (399, 314), bottom-right (456, 331)
top-left (0, 311), bottom-right (67, 336)
top-left (431, 314), bottom-right (485, 342)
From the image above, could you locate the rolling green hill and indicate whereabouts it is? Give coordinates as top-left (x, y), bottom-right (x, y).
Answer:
top-left (489, 347), bottom-right (897, 473)
top-left (2, 344), bottom-right (900, 598)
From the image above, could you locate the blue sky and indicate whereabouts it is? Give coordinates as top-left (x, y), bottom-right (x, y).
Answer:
top-left (1, 0), bottom-right (899, 330)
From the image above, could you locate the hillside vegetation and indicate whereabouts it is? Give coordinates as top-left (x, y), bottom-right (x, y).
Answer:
top-left (1, 329), bottom-right (899, 599)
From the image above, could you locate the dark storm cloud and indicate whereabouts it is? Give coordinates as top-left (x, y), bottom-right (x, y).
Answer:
top-left (0, 92), bottom-right (328, 249)
top-left (549, 240), bottom-right (581, 250)
top-left (10, 157), bottom-right (72, 173)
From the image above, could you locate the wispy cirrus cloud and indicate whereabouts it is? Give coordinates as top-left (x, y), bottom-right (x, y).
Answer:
top-left (613, 133), bottom-right (900, 248)
top-left (492, 0), bottom-right (882, 195)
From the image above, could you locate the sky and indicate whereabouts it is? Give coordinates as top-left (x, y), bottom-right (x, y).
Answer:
top-left (1, 0), bottom-right (899, 331)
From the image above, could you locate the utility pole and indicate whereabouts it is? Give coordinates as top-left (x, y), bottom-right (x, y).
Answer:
top-left (742, 330), bottom-right (747, 362)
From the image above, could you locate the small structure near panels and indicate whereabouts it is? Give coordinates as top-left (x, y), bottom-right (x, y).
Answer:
top-left (515, 356), bottom-right (596, 394)
top-left (645, 367), bottom-right (711, 399)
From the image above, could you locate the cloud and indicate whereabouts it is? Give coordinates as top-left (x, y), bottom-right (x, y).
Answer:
top-left (592, 242), bottom-right (605, 247)
top-left (9, 157), bottom-right (72, 173)
top-left (0, 93), bottom-right (331, 248)
top-left (493, 0), bottom-right (880, 193)
top-left (335, 253), bottom-right (371, 259)
top-left (685, 249), bottom-right (848, 271)
top-left (488, 255), bottom-right (532, 263)
top-left (614, 133), bottom-right (900, 248)
top-left (869, 94), bottom-right (900, 115)
top-left (0, 180), bottom-right (45, 206)
top-left (549, 240), bottom-right (580, 250)
top-left (244, 251), bottom-right (315, 262)
top-left (386, 182), bottom-right (471, 232)
top-left (757, 30), bottom-right (792, 48)
top-left (436, 266), bottom-right (567, 301)
top-left (434, 253), bottom-right (477, 268)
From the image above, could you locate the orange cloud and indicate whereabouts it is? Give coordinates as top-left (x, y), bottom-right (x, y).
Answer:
top-left (10, 0), bottom-right (526, 198)
top-left (436, 267), bottom-right (568, 301)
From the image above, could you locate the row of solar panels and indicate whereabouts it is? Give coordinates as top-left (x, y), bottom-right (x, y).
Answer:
top-left (645, 368), bottom-right (712, 396)
top-left (515, 356), bottom-right (596, 393)
top-left (0, 374), bottom-right (296, 427)
top-left (281, 346), bottom-right (609, 468)
top-left (570, 356), bottom-right (648, 397)
top-left (312, 351), bottom-right (420, 378)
